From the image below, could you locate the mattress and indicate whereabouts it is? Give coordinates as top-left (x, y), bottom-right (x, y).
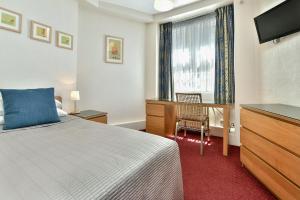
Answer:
top-left (0, 116), bottom-right (183, 200)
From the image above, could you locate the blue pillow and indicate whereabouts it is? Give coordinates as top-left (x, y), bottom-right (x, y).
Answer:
top-left (0, 88), bottom-right (60, 130)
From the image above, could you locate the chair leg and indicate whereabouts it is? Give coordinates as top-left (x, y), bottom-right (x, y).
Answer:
top-left (184, 121), bottom-right (187, 137)
top-left (207, 120), bottom-right (211, 142)
top-left (174, 122), bottom-right (178, 141)
top-left (200, 124), bottom-right (204, 155)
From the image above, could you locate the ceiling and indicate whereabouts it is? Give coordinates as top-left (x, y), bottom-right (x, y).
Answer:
top-left (83, 0), bottom-right (232, 23)
top-left (99, 0), bottom-right (202, 14)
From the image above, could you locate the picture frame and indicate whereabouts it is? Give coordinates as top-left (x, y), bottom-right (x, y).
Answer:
top-left (105, 35), bottom-right (123, 64)
top-left (0, 7), bottom-right (22, 33)
top-left (56, 31), bottom-right (73, 50)
top-left (30, 20), bottom-right (52, 43)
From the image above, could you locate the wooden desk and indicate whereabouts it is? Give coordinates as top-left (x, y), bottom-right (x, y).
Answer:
top-left (146, 99), bottom-right (232, 156)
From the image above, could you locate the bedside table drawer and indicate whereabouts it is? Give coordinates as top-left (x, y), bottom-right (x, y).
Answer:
top-left (71, 110), bottom-right (108, 124)
top-left (89, 116), bottom-right (107, 124)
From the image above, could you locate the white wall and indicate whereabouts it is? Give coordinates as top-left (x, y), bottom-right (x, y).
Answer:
top-left (232, 0), bottom-right (262, 146)
top-left (145, 23), bottom-right (159, 99)
top-left (233, 0), bottom-right (300, 145)
top-left (259, 33), bottom-right (300, 107)
top-left (77, 4), bottom-right (146, 125)
top-left (0, 0), bottom-right (78, 112)
top-left (256, 0), bottom-right (300, 107)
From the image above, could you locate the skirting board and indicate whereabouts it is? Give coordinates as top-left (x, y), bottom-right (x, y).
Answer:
top-left (113, 122), bottom-right (239, 146)
top-left (113, 120), bottom-right (226, 137)
top-left (209, 126), bottom-right (223, 137)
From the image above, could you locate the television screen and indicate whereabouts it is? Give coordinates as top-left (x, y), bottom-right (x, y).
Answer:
top-left (254, 0), bottom-right (300, 44)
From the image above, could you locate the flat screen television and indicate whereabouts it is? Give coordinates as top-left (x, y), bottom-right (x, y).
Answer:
top-left (254, 0), bottom-right (300, 44)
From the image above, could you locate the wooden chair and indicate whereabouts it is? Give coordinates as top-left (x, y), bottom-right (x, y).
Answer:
top-left (175, 93), bottom-right (209, 155)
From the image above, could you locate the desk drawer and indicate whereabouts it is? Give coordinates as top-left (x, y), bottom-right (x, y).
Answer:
top-left (241, 146), bottom-right (300, 200)
top-left (241, 108), bottom-right (300, 156)
top-left (146, 116), bottom-right (165, 136)
top-left (146, 103), bottom-right (165, 117)
top-left (241, 127), bottom-right (300, 187)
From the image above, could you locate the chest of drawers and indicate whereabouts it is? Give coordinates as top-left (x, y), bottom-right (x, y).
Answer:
top-left (240, 105), bottom-right (300, 200)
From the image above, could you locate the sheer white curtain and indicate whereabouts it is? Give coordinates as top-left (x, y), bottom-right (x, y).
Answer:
top-left (172, 14), bottom-right (216, 101)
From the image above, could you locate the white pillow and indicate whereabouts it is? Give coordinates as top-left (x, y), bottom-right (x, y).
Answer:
top-left (0, 116), bottom-right (4, 125)
top-left (55, 99), bottom-right (63, 109)
top-left (57, 108), bottom-right (67, 117)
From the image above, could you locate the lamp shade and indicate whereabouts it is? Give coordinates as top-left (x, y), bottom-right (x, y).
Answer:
top-left (70, 91), bottom-right (80, 101)
top-left (154, 0), bottom-right (175, 12)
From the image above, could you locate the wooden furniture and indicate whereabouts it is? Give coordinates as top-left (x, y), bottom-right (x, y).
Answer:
top-left (146, 99), bottom-right (231, 156)
top-left (54, 97), bottom-right (107, 124)
top-left (240, 104), bottom-right (300, 200)
top-left (71, 110), bottom-right (108, 124)
top-left (146, 100), bottom-right (176, 137)
top-left (175, 93), bottom-right (209, 155)
top-left (55, 96), bottom-right (62, 103)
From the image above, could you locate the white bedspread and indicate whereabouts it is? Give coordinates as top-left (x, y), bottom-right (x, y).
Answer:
top-left (0, 117), bottom-right (183, 200)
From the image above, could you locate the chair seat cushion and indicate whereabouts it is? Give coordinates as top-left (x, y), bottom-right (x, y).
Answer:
top-left (1, 88), bottom-right (60, 130)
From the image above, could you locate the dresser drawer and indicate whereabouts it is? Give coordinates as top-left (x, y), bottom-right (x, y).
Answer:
top-left (146, 103), bottom-right (165, 117)
top-left (89, 116), bottom-right (107, 124)
top-left (241, 108), bottom-right (300, 156)
top-left (241, 146), bottom-right (300, 200)
top-left (241, 127), bottom-right (300, 187)
top-left (146, 116), bottom-right (165, 136)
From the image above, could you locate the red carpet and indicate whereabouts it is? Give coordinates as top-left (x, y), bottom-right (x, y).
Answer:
top-left (170, 131), bottom-right (277, 200)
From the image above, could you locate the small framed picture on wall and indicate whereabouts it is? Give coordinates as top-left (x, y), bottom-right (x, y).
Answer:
top-left (30, 20), bottom-right (52, 43)
top-left (56, 31), bottom-right (73, 50)
top-left (0, 7), bottom-right (22, 33)
top-left (105, 35), bottom-right (123, 64)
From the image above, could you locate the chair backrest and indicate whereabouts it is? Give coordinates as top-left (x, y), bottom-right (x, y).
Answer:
top-left (176, 93), bottom-right (202, 104)
top-left (175, 93), bottom-right (208, 121)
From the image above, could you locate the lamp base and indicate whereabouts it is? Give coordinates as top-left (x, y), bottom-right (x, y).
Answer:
top-left (72, 101), bottom-right (80, 114)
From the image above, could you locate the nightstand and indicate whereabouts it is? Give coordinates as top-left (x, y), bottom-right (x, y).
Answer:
top-left (71, 110), bottom-right (108, 124)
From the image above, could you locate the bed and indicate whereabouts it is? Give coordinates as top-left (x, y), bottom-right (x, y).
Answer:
top-left (0, 109), bottom-right (183, 199)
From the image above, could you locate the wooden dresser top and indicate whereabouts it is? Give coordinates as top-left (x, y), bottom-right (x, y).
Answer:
top-left (241, 104), bottom-right (300, 126)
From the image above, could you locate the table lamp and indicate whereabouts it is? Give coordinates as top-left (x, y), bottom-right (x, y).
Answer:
top-left (70, 90), bottom-right (80, 114)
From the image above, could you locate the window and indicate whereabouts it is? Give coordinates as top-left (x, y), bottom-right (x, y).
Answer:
top-left (172, 14), bottom-right (216, 101)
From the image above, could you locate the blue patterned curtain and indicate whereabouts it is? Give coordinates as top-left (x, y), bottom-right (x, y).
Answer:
top-left (159, 22), bottom-right (173, 100)
top-left (215, 4), bottom-right (235, 104)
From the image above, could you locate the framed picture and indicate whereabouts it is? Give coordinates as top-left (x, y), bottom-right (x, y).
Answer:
top-left (56, 31), bottom-right (73, 50)
top-left (0, 7), bottom-right (22, 33)
top-left (30, 20), bottom-right (52, 43)
top-left (105, 35), bottom-right (123, 64)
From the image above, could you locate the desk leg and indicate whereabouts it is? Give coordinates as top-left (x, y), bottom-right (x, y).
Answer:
top-left (223, 106), bottom-right (230, 156)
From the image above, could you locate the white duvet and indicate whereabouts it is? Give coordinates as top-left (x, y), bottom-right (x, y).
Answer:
top-left (0, 116), bottom-right (183, 200)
